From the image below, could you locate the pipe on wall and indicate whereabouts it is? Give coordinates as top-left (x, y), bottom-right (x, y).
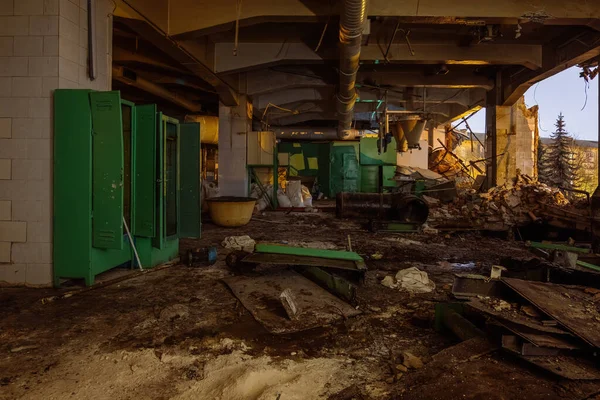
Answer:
top-left (336, 0), bottom-right (368, 140)
top-left (272, 127), bottom-right (365, 141)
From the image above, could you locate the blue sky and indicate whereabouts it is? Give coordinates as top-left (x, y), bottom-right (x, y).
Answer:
top-left (466, 66), bottom-right (599, 140)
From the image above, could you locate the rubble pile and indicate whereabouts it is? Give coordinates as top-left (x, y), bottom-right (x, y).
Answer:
top-left (426, 173), bottom-right (573, 230)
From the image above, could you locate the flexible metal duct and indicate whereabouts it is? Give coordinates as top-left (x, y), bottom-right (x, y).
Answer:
top-left (336, 0), bottom-right (368, 139)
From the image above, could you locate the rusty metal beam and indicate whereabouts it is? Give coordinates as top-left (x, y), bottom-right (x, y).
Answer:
top-left (167, 0), bottom-right (600, 37)
top-left (115, 16), bottom-right (239, 106)
top-left (214, 42), bottom-right (543, 73)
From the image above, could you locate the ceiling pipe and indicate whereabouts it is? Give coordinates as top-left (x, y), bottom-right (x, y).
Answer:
top-left (112, 65), bottom-right (202, 112)
top-left (336, 0), bottom-right (368, 139)
top-left (272, 127), bottom-right (365, 141)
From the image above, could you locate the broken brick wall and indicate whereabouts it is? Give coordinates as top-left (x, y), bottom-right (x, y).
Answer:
top-left (492, 97), bottom-right (539, 185)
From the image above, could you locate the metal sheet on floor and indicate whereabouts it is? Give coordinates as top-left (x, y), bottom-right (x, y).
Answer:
top-left (223, 270), bottom-right (361, 334)
top-left (502, 278), bottom-right (600, 348)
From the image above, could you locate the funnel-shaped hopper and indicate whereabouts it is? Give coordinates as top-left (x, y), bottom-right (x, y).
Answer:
top-left (391, 116), bottom-right (426, 152)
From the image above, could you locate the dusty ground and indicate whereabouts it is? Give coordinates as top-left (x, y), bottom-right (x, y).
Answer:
top-left (1, 211), bottom-right (600, 399)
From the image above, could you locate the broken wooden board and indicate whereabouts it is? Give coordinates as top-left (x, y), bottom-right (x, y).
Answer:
top-left (497, 319), bottom-right (580, 350)
top-left (502, 278), bottom-right (600, 348)
top-left (222, 270), bottom-right (360, 334)
top-left (467, 298), bottom-right (569, 336)
top-left (255, 244), bottom-right (364, 262)
top-left (241, 252), bottom-right (366, 273)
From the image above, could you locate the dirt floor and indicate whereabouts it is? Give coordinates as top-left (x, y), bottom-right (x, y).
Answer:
top-left (2, 211), bottom-right (600, 399)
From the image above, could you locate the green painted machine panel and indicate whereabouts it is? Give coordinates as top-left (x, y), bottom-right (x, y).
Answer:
top-left (330, 144), bottom-right (360, 195)
top-left (180, 122), bottom-right (201, 238)
top-left (53, 89), bottom-right (94, 285)
top-left (383, 165), bottom-right (397, 188)
top-left (360, 137), bottom-right (397, 165)
top-left (90, 91), bottom-right (124, 250)
top-left (133, 104), bottom-right (157, 237)
top-left (153, 113), bottom-right (165, 249)
top-left (137, 237), bottom-right (179, 268)
top-left (360, 165), bottom-right (379, 192)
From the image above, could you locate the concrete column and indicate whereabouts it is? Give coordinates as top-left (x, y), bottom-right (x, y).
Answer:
top-left (218, 95), bottom-right (250, 196)
top-left (0, 0), bottom-right (113, 286)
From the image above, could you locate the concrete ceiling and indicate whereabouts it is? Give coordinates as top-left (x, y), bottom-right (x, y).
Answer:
top-left (112, 0), bottom-right (600, 128)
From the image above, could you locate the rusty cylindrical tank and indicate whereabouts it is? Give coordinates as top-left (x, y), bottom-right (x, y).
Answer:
top-left (336, 192), bottom-right (429, 223)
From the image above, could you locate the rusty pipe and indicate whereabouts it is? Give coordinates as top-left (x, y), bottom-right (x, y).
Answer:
top-left (336, 0), bottom-right (368, 139)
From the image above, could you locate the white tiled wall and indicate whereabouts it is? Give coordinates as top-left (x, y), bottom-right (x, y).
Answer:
top-left (0, 0), bottom-right (112, 286)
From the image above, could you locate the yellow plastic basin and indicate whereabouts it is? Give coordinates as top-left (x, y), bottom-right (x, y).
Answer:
top-left (207, 196), bottom-right (256, 227)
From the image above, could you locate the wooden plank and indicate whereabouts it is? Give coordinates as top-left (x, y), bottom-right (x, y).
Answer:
top-left (503, 278), bottom-right (600, 348)
top-left (255, 244), bottom-right (364, 262)
top-left (242, 252), bottom-right (365, 271)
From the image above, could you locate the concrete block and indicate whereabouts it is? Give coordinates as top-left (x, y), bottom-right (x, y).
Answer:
top-left (59, 16), bottom-right (78, 43)
top-left (58, 56), bottom-right (77, 82)
top-left (26, 219), bottom-right (51, 242)
top-left (29, 15), bottom-right (59, 36)
top-left (59, 0), bottom-right (78, 24)
top-left (11, 242), bottom-right (51, 263)
top-left (0, 1), bottom-right (13, 15)
top-left (42, 77), bottom-right (58, 97)
top-left (28, 56), bottom-right (59, 77)
top-left (12, 117), bottom-right (49, 138)
top-left (57, 76), bottom-right (78, 88)
top-left (0, 57), bottom-right (29, 77)
top-left (26, 263), bottom-right (52, 286)
top-left (26, 138), bottom-right (51, 159)
top-left (79, 6), bottom-right (86, 28)
top-left (25, 178), bottom-right (50, 201)
top-left (0, 221), bottom-right (27, 242)
top-left (11, 159), bottom-right (41, 180)
top-left (0, 37), bottom-right (13, 57)
top-left (0, 16), bottom-right (30, 36)
top-left (0, 200), bottom-right (10, 220)
top-left (11, 77), bottom-right (43, 97)
top-left (0, 264), bottom-right (27, 284)
top-left (44, 0), bottom-right (59, 15)
top-left (0, 118), bottom-right (11, 139)
top-left (79, 26), bottom-right (87, 49)
top-left (43, 36), bottom-right (59, 56)
top-left (14, 37), bottom-right (44, 57)
top-left (0, 98), bottom-right (30, 118)
top-left (0, 241), bottom-right (9, 263)
top-left (0, 159), bottom-right (10, 179)
top-left (58, 36), bottom-right (78, 63)
top-left (15, 0), bottom-right (44, 15)
top-left (79, 45), bottom-right (86, 66)
top-left (28, 98), bottom-right (51, 118)
top-left (12, 200), bottom-right (42, 222)
top-left (0, 77), bottom-right (11, 97)
top-left (0, 139), bottom-right (27, 159)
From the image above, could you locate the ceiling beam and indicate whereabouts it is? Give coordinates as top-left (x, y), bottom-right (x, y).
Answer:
top-left (114, 16), bottom-right (240, 106)
top-left (246, 69), bottom-right (493, 96)
top-left (113, 66), bottom-right (203, 112)
top-left (502, 28), bottom-right (600, 105)
top-left (254, 87), bottom-right (486, 110)
top-left (167, 0), bottom-right (600, 37)
top-left (215, 42), bottom-right (542, 73)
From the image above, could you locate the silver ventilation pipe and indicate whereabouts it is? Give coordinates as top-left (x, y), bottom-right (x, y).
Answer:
top-left (336, 0), bottom-right (368, 139)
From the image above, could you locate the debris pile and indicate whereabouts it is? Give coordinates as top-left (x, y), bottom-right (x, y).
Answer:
top-left (443, 270), bottom-right (600, 380)
top-left (426, 173), bottom-right (575, 231)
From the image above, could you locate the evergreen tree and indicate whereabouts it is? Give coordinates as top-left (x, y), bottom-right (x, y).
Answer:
top-left (537, 139), bottom-right (550, 184)
top-left (543, 113), bottom-right (580, 193)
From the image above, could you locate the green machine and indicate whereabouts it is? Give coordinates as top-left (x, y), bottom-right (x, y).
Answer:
top-left (359, 137), bottom-right (397, 193)
top-left (54, 90), bottom-right (201, 287)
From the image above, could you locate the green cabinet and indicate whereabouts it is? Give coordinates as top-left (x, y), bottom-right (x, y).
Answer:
top-left (54, 90), bottom-right (196, 287)
top-left (180, 122), bottom-right (202, 238)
